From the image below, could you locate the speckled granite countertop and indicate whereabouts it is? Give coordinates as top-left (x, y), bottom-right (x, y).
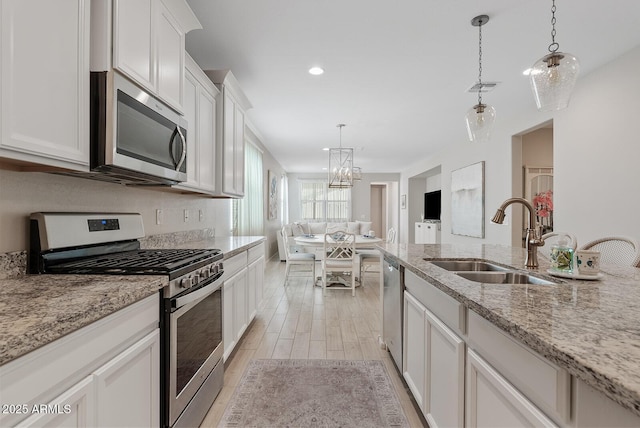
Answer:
top-left (0, 235), bottom-right (265, 367)
top-left (378, 243), bottom-right (640, 417)
top-left (0, 274), bottom-right (167, 366)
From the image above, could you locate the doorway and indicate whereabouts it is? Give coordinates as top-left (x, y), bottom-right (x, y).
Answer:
top-left (511, 122), bottom-right (554, 247)
top-left (370, 184), bottom-right (386, 238)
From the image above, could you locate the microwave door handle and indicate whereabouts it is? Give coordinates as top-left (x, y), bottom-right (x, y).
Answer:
top-left (170, 126), bottom-right (187, 171)
top-left (174, 126), bottom-right (186, 171)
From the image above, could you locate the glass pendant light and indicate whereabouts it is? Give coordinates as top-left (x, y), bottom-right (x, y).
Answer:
top-left (529, 0), bottom-right (580, 111)
top-left (328, 124), bottom-right (353, 188)
top-left (465, 15), bottom-right (496, 143)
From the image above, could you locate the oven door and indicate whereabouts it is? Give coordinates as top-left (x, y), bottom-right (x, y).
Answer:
top-left (165, 274), bottom-right (223, 427)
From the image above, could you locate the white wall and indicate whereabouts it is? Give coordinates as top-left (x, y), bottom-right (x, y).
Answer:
top-left (399, 44), bottom-right (640, 247)
top-left (0, 169), bottom-right (232, 253)
top-left (554, 46), bottom-right (640, 243)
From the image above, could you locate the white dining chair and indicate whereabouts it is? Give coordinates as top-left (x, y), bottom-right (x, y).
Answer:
top-left (578, 236), bottom-right (640, 267)
top-left (322, 231), bottom-right (356, 296)
top-left (358, 227), bottom-right (396, 282)
top-left (282, 227), bottom-right (316, 286)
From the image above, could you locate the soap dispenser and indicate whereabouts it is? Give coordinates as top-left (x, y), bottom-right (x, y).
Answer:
top-left (550, 236), bottom-right (574, 272)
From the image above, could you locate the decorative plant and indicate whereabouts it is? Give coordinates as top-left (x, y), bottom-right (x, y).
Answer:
top-left (533, 190), bottom-right (554, 233)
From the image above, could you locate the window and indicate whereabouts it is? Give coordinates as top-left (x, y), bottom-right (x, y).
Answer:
top-left (299, 180), bottom-right (351, 222)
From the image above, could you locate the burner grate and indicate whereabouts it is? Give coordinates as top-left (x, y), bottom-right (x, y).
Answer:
top-left (48, 248), bottom-right (222, 275)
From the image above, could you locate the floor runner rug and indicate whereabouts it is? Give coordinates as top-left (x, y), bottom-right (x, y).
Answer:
top-left (220, 359), bottom-right (410, 427)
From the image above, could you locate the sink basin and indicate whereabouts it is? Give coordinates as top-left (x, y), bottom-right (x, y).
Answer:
top-left (455, 271), bottom-right (556, 285)
top-left (429, 260), bottom-right (510, 272)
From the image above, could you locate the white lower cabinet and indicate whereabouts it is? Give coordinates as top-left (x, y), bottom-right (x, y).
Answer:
top-left (93, 330), bottom-right (159, 427)
top-left (403, 291), bottom-right (427, 412)
top-left (466, 349), bottom-right (557, 427)
top-left (403, 290), bottom-right (465, 427)
top-left (247, 255), bottom-right (265, 321)
top-left (223, 242), bottom-right (265, 361)
top-left (0, 294), bottom-right (159, 428)
top-left (18, 376), bottom-right (95, 428)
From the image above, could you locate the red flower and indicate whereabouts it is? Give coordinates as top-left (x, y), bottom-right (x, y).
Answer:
top-left (533, 190), bottom-right (553, 218)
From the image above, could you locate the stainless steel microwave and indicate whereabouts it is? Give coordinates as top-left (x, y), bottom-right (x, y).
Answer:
top-left (89, 71), bottom-right (187, 185)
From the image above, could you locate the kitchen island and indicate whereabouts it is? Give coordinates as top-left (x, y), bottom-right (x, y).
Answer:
top-left (378, 242), bottom-right (640, 425)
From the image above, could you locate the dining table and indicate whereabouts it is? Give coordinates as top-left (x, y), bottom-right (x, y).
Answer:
top-left (293, 234), bottom-right (383, 287)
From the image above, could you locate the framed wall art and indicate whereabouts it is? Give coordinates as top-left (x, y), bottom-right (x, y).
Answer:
top-left (451, 161), bottom-right (485, 238)
top-left (268, 170), bottom-right (278, 220)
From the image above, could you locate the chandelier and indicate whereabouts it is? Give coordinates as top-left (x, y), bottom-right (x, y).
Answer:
top-left (465, 15), bottom-right (496, 143)
top-left (529, 0), bottom-right (580, 111)
top-left (328, 124), bottom-right (353, 188)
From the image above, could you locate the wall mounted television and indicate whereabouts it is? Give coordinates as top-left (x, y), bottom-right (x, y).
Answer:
top-left (424, 190), bottom-right (441, 221)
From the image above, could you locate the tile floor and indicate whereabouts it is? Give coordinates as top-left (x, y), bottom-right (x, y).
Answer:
top-left (199, 256), bottom-right (426, 427)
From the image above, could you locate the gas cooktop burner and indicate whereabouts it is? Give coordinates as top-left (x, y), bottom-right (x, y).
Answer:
top-left (46, 248), bottom-right (222, 276)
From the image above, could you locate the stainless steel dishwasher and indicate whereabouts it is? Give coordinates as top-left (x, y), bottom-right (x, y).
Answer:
top-left (383, 256), bottom-right (403, 371)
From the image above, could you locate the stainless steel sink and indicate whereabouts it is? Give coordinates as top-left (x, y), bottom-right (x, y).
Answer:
top-left (429, 260), bottom-right (510, 272)
top-left (455, 271), bottom-right (556, 285)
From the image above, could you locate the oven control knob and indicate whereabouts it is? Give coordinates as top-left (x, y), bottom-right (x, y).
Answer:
top-left (200, 267), bottom-right (209, 279)
top-left (180, 276), bottom-right (192, 288)
top-left (193, 273), bottom-right (200, 285)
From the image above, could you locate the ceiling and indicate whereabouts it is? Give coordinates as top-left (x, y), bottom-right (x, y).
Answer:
top-left (185, 0), bottom-right (640, 174)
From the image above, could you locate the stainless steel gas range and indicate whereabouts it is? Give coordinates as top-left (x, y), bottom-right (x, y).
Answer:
top-left (29, 212), bottom-right (224, 428)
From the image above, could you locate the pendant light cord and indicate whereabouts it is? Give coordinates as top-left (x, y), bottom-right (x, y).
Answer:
top-left (549, 0), bottom-right (560, 53)
top-left (477, 18), bottom-right (483, 105)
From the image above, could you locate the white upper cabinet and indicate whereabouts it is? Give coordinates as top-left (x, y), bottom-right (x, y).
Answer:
top-left (96, 0), bottom-right (201, 112)
top-left (0, 0), bottom-right (90, 170)
top-left (175, 54), bottom-right (219, 194)
top-left (204, 70), bottom-right (252, 198)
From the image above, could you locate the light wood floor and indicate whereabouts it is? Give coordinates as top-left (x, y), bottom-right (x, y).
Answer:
top-left (199, 256), bottom-right (426, 427)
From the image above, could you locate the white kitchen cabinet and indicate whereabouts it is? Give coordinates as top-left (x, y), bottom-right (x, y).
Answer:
top-left (415, 222), bottom-right (440, 244)
top-left (175, 54), bottom-right (219, 194)
top-left (0, 0), bottom-right (90, 170)
top-left (204, 70), bottom-right (252, 198)
top-left (467, 310), bottom-right (570, 425)
top-left (18, 376), bottom-right (95, 428)
top-left (403, 290), bottom-right (465, 426)
top-left (0, 295), bottom-right (159, 427)
top-left (573, 377), bottom-right (640, 427)
top-left (425, 308), bottom-right (465, 428)
top-left (94, 330), bottom-right (160, 427)
top-left (103, 0), bottom-right (201, 112)
top-left (223, 265), bottom-right (247, 361)
top-left (466, 349), bottom-right (557, 427)
top-left (403, 291), bottom-right (427, 414)
top-left (247, 255), bottom-right (265, 321)
top-left (222, 243), bottom-right (265, 361)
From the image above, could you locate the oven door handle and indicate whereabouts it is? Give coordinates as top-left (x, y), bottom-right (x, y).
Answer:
top-left (173, 275), bottom-right (222, 309)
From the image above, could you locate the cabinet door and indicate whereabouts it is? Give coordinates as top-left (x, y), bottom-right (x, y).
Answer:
top-left (247, 256), bottom-right (265, 321)
top-left (466, 349), bottom-right (557, 428)
top-left (425, 309), bottom-right (465, 428)
top-left (223, 278), bottom-right (236, 361)
top-left (403, 291), bottom-right (427, 414)
top-left (197, 85), bottom-right (216, 192)
top-left (182, 68), bottom-right (199, 188)
top-left (113, 0), bottom-right (154, 91)
top-left (234, 268), bottom-right (248, 341)
top-left (234, 105), bottom-right (245, 195)
top-left (93, 330), bottom-right (160, 428)
top-left (0, 0), bottom-right (89, 168)
top-left (222, 91), bottom-right (238, 195)
top-left (19, 376), bottom-right (95, 428)
top-left (156, 0), bottom-right (184, 111)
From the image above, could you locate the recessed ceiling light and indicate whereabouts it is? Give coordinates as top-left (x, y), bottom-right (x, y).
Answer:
top-left (322, 147), bottom-right (329, 151)
top-left (309, 67), bottom-right (324, 76)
